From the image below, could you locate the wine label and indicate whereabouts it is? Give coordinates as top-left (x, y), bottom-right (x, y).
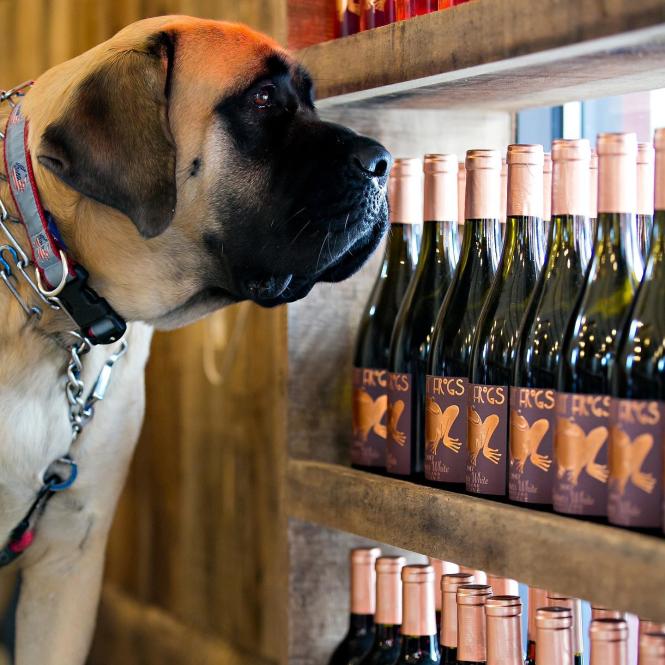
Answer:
top-left (351, 367), bottom-right (389, 467)
top-left (509, 387), bottom-right (556, 504)
top-left (553, 392), bottom-right (610, 516)
top-left (386, 372), bottom-right (412, 475)
top-left (608, 397), bottom-right (665, 528)
top-left (467, 384), bottom-right (508, 495)
top-left (424, 375), bottom-right (468, 483)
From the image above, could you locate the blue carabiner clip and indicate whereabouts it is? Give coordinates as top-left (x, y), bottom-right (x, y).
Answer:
top-left (0, 245), bottom-right (18, 276)
top-left (47, 457), bottom-right (78, 492)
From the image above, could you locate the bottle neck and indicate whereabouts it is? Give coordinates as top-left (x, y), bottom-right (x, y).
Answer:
top-left (459, 217), bottom-right (502, 266)
top-left (420, 218), bottom-right (459, 268)
top-left (374, 623), bottom-right (401, 642)
top-left (348, 613), bottom-right (374, 636)
top-left (592, 211), bottom-right (642, 279)
top-left (384, 222), bottom-right (417, 276)
top-left (500, 215), bottom-right (545, 276)
top-left (400, 634), bottom-right (440, 659)
top-left (486, 614), bottom-right (522, 665)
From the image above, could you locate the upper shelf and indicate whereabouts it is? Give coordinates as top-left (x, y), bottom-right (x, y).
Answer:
top-left (296, 0), bottom-right (665, 111)
top-left (286, 459), bottom-right (665, 621)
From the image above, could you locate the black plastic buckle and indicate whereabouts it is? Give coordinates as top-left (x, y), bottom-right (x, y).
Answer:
top-left (57, 264), bottom-right (126, 345)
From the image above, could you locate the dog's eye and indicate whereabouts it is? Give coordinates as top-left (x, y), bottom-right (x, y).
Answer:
top-left (253, 84), bottom-right (276, 109)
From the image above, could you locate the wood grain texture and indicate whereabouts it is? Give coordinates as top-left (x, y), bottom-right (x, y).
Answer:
top-left (287, 460), bottom-right (665, 622)
top-left (90, 583), bottom-right (273, 665)
top-left (297, 0), bottom-right (665, 110)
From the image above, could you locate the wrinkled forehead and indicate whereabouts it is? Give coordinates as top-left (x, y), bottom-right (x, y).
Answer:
top-left (172, 23), bottom-right (296, 104)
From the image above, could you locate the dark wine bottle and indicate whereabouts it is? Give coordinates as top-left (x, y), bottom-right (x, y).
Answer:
top-left (511, 139), bottom-right (591, 507)
top-left (547, 593), bottom-right (584, 665)
top-left (468, 144), bottom-right (545, 497)
top-left (428, 558), bottom-right (461, 634)
top-left (394, 565), bottom-right (440, 665)
top-left (352, 159), bottom-right (420, 472)
top-left (440, 572), bottom-right (474, 665)
top-left (387, 154), bottom-right (459, 477)
top-left (330, 548), bottom-right (381, 665)
top-left (456, 584), bottom-right (492, 665)
top-left (536, 607), bottom-right (574, 665)
top-left (555, 133), bottom-right (642, 519)
top-left (526, 587), bottom-right (548, 665)
top-left (609, 129), bottom-right (665, 531)
top-left (485, 595), bottom-right (523, 665)
top-left (360, 556), bottom-right (406, 665)
top-left (590, 618), bottom-right (628, 665)
top-left (637, 141), bottom-right (655, 261)
top-left (425, 150), bottom-right (502, 486)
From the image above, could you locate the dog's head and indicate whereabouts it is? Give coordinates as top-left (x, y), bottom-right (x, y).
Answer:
top-left (24, 16), bottom-right (390, 327)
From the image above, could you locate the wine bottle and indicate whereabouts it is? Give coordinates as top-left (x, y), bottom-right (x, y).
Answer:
top-left (555, 133), bottom-right (642, 519)
top-left (360, 0), bottom-right (397, 30)
top-left (440, 572), bottom-right (474, 665)
top-left (609, 129), bottom-right (665, 531)
top-left (330, 547), bottom-right (381, 665)
top-left (486, 575), bottom-right (518, 596)
top-left (547, 593), bottom-right (583, 665)
top-left (637, 142), bottom-right (655, 261)
top-left (394, 565), bottom-right (440, 665)
top-left (338, 0), bottom-right (362, 36)
top-left (543, 151), bottom-right (552, 236)
top-left (426, 150), bottom-right (502, 486)
top-left (468, 144), bottom-right (545, 497)
top-left (526, 587), bottom-right (549, 665)
top-left (640, 632), bottom-right (665, 665)
top-left (536, 607), bottom-right (574, 665)
top-left (500, 158), bottom-right (508, 226)
top-left (428, 558), bottom-right (461, 632)
top-left (485, 596), bottom-right (523, 665)
top-left (457, 161), bottom-right (466, 248)
top-left (352, 159), bottom-right (420, 471)
top-left (360, 556), bottom-right (406, 665)
top-left (511, 139), bottom-right (591, 506)
top-left (582, 149), bottom-right (598, 270)
top-left (456, 584), bottom-right (492, 665)
top-left (590, 618), bottom-right (628, 665)
top-left (387, 155), bottom-right (460, 477)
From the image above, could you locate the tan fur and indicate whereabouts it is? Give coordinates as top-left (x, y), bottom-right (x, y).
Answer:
top-left (0, 17), bottom-right (294, 664)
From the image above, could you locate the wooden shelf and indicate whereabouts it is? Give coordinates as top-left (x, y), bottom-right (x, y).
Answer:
top-left (286, 459), bottom-right (665, 621)
top-left (296, 0), bottom-right (665, 111)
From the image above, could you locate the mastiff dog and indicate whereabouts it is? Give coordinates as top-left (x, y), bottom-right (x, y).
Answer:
top-left (0, 15), bottom-right (390, 664)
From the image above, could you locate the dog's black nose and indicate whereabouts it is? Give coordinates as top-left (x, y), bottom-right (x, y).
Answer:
top-left (351, 139), bottom-right (392, 179)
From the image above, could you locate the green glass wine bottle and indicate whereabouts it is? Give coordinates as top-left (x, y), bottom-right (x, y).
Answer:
top-left (329, 548), bottom-right (381, 665)
top-left (394, 565), bottom-right (440, 665)
top-left (636, 141), bottom-right (655, 261)
top-left (468, 144), bottom-right (545, 497)
top-left (359, 556), bottom-right (406, 665)
top-left (555, 133), bottom-right (642, 519)
top-left (511, 139), bottom-right (591, 507)
top-left (609, 129), bottom-right (665, 531)
top-left (352, 159), bottom-right (420, 472)
top-left (425, 150), bottom-right (502, 486)
top-left (387, 154), bottom-right (459, 477)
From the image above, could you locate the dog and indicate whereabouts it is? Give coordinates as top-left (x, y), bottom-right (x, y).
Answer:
top-left (0, 15), bottom-right (390, 663)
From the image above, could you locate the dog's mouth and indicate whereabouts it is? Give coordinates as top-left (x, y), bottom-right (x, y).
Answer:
top-left (239, 213), bottom-right (387, 307)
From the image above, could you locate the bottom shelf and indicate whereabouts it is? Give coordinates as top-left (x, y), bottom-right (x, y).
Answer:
top-left (285, 459), bottom-right (665, 621)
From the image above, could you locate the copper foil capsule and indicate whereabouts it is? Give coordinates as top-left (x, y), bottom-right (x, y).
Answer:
top-left (456, 584), bottom-right (492, 663)
top-left (536, 607), bottom-right (574, 665)
top-left (486, 595), bottom-right (523, 665)
top-left (637, 142), bottom-right (655, 216)
top-left (597, 132), bottom-right (638, 214)
top-left (590, 618), bottom-right (628, 665)
top-left (424, 154), bottom-right (459, 222)
top-left (487, 575), bottom-right (519, 596)
top-left (351, 547), bottom-right (381, 614)
top-left (528, 587), bottom-right (549, 642)
top-left (654, 129), bottom-right (665, 211)
top-left (640, 632), bottom-right (665, 665)
top-left (464, 149), bottom-right (502, 220)
top-left (428, 557), bottom-right (460, 613)
top-left (547, 592), bottom-right (583, 656)
top-left (543, 151), bottom-right (553, 222)
top-left (458, 161), bottom-right (466, 222)
top-left (401, 564), bottom-right (437, 637)
top-left (389, 157), bottom-right (423, 224)
top-left (506, 144), bottom-right (545, 219)
top-left (551, 139), bottom-right (591, 217)
top-left (375, 556), bottom-right (406, 625)
top-left (440, 572), bottom-right (474, 648)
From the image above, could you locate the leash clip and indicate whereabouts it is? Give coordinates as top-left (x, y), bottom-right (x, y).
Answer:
top-left (45, 457), bottom-right (78, 492)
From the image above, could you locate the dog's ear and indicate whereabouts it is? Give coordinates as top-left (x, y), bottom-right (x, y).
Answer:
top-left (38, 32), bottom-right (177, 238)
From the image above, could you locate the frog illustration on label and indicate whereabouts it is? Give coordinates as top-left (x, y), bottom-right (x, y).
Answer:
top-left (555, 418), bottom-right (609, 485)
top-left (388, 400), bottom-right (406, 446)
top-left (510, 412), bottom-right (551, 473)
top-left (468, 406), bottom-right (501, 465)
top-left (609, 427), bottom-right (656, 495)
top-left (352, 388), bottom-right (388, 442)
top-left (425, 399), bottom-right (462, 454)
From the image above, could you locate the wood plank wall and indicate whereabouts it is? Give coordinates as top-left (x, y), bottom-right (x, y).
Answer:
top-left (0, 1), bottom-right (288, 663)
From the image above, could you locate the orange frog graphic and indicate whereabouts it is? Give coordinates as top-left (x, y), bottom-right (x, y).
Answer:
top-left (425, 398), bottom-right (462, 455)
top-left (387, 400), bottom-right (406, 446)
top-left (468, 406), bottom-right (501, 465)
top-left (352, 388), bottom-right (388, 442)
top-left (609, 427), bottom-right (656, 495)
top-left (510, 411), bottom-right (552, 473)
top-left (555, 418), bottom-right (609, 485)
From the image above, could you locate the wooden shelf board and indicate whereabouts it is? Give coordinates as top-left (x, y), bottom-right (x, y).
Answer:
top-left (296, 0), bottom-right (665, 111)
top-left (286, 459), bottom-right (665, 621)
